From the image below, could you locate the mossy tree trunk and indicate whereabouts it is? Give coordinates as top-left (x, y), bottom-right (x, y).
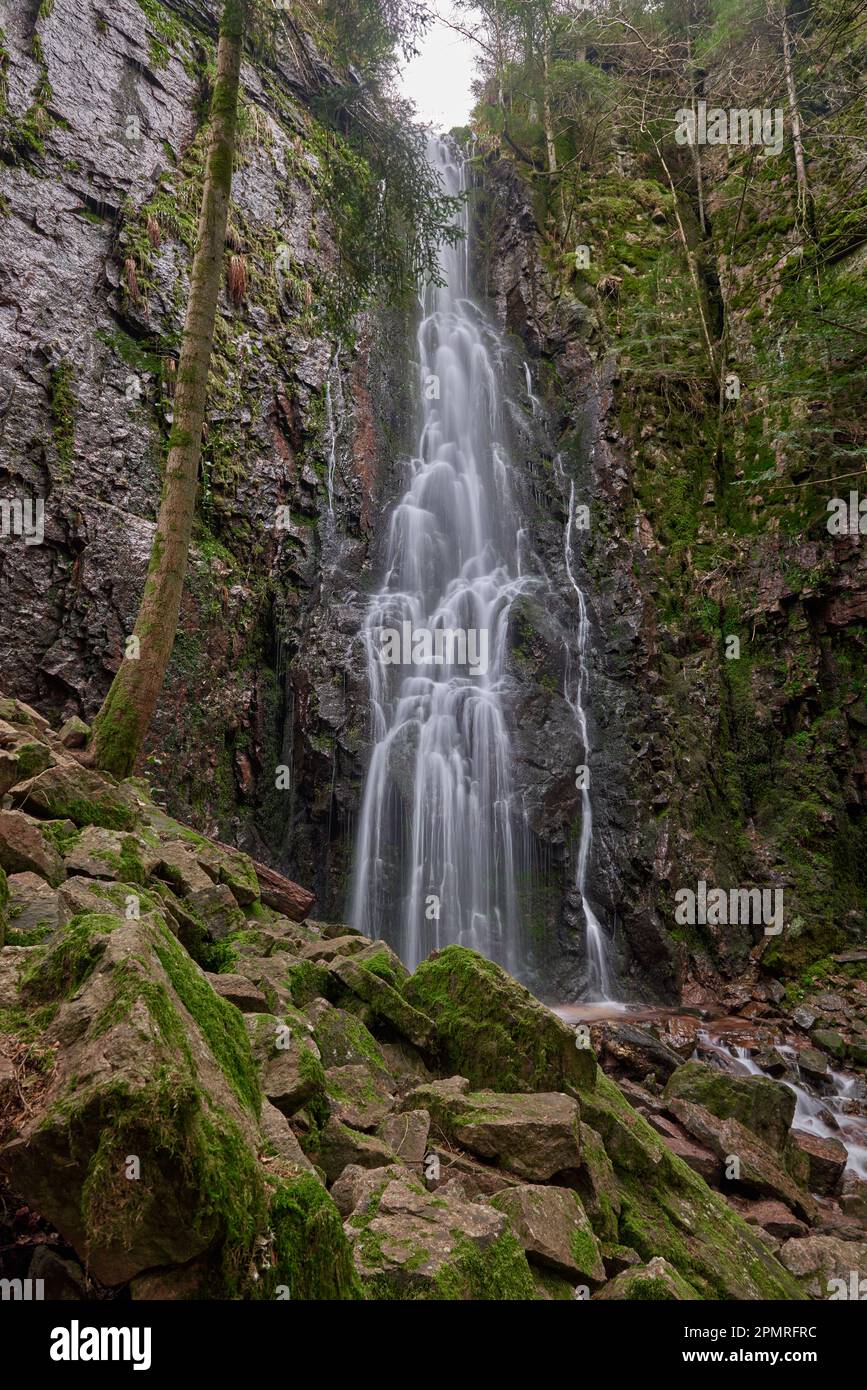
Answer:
top-left (91, 0), bottom-right (247, 778)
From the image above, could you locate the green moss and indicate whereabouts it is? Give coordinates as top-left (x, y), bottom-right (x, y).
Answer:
top-left (285, 959), bottom-right (330, 1007)
top-left (6, 921), bottom-right (54, 946)
top-left (312, 1006), bottom-right (389, 1074)
top-left (569, 1223), bottom-right (600, 1274)
top-left (256, 1174), bottom-right (362, 1300)
top-left (48, 361), bottom-right (76, 477)
top-left (404, 945), bottom-right (595, 1093)
top-left (428, 1231), bottom-right (537, 1301)
top-left (64, 1069), bottom-right (266, 1293)
top-left (20, 913), bottom-right (122, 1002)
top-left (152, 921), bottom-right (261, 1116)
top-left (14, 741), bottom-right (50, 780)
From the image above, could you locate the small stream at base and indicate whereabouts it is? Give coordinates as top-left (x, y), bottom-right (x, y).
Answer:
top-left (555, 1002), bottom-right (867, 1179)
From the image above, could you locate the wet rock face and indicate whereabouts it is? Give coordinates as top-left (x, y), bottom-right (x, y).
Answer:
top-left (473, 156), bottom-right (679, 1000)
top-left (474, 148), bottom-right (866, 1003)
top-left (0, 0), bottom-right (410, 915)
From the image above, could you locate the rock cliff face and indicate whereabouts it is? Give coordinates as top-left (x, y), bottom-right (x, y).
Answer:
top-left (0, 0), bottom-right (413, 920)
top-left (0, 0), bottom-right (864, 1011)
top-left (471, 122), bottom-right (867, 1001)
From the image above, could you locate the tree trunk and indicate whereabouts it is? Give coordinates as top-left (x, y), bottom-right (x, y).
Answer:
top-left (91, 0), bottom-right (247, 778)
top-left (686, 31), bottom-right (706, 235)
top-left (781, 10), bottom-right (812, 229)
top-left (542, 41), bottom-right (557, 175)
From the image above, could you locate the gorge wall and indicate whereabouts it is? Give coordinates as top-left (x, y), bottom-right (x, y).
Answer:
top-left (1, 0), bottom-right (864, 1007)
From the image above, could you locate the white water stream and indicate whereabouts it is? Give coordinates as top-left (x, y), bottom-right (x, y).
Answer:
top-left (349, 139), bottom-right (538, 975)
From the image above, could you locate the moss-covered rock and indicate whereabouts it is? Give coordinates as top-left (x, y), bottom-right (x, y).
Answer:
top-left (257, 1174), bottom-right (362, 1300)
top-left (0, 910), bottom-right (264, 1288)
top-left (582, 1071), bottom-right (805, 1298)
top-left (490, 1184), bottom-right (605, 1283)
top-left (663, 1060), bottom-right (796, 1152)
top-left (343, 1167), bottom-right (537, 1300)
top-left (403, 945), bottom-right (596, 1093)
top-left (330, 955), bottom-right (435, 1050)
top-left (593, 1256), bottom-right (701, 1301)
top-left (0, 809), bottom-right (64, 886)
top-left (305, 997), bottom-right (391, 1074)
top-left (400, 1080), bottom-right (582, 1181)
top-left (16, 762), bottom-right (136, 831)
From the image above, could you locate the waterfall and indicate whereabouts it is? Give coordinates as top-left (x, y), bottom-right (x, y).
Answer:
top-left (349, 137), bottom-right (538, 976)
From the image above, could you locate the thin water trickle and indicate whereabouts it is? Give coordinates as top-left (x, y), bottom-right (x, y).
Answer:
top-left (557, 455), bottom-right (615, 1002)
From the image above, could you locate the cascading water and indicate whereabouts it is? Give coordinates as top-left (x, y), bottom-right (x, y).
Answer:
top-left (349, 138), bottom-right (538, 976)
top-left (557, 455), bottom-right (614, 1002)
top-left (697, 1031), bottom-right (867, 1179)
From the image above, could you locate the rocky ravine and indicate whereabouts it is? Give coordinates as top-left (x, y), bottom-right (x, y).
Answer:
top-left (1, 693), bottom-right (864, 1300)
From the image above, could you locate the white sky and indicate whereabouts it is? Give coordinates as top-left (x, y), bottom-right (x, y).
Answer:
top-left (398, 3), bottom-right (479, 131)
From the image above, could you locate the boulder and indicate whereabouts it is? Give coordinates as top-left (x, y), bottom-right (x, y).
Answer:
top-left (15, 763), bottom-right (135, 831)
top-left (63, 827), bottom-right (155, 882)
top-left (325, 1064), bottom-right (396, 1132)
top-left (331, 1163), bottom-right (407, 1218)
top-left (329, 956), bottom-right (435, 1051)
top-left (403, 945), bottom-right (596, 1093)
top-left (188, 839), bottom-right (260, 907)
top-left (647, 1113), bottom-right (721, 1183)
top-left (58, 717), bottom-right (90, 749)
top-left (188, 883), bottom-right (246, 941)
top-left (154, 842), bottom-right (214, 896)
top-left (797, 1048), bottom-right (829, 1081)
top-left (578, 1071), bottom-right (804, 1299)
top-left (245, 1013), bottom-right (326, 1118)
top-left (668, 1098), bottom-right (818, 1223)
top-left (259, 1099), bottom-right (316, 1175)
top-left (305, 998), bottom-right (390, 1074)
top-left (573, 1121), bottom-right (621, 1242)
top-left (489, 1185), bottom-right (605, 1283)
top-left (400, 1083), bottom-right (581, 1182)
top-left (664, 1060), bottom-right (795, 1151)
top-left (0, 910), bottom-right (264, 1287)
top-left (599, 1022), bottom-right (684, 1083)
top-left (5, 872), bottom-right (61, 939)
top-left (0, 738), bottom-right (52, 795)
top-left (207, 972), bottom-right (269, 1014)
top-left (378, 1108), bottom-right (430, 1166)
top-left (0, 811), bottom-right (64, 886)
top-left (301, 935), bottom-right (369, 963)
top-left (789, 1128), bottom-right (848, 1196)
top-left (811, 1029), bottom-right (846, 1061)
top-left (343, 1168), bottom-right (536, 1299)
top-left (593, 1256), bottom-right (701, 1300)
top-left (778, 1234), bottom-right (867, 1299)
top-left (738, 1199), bottom-right (808, 1240)
top-left (317, 1117), bottom-right (398, 1183)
